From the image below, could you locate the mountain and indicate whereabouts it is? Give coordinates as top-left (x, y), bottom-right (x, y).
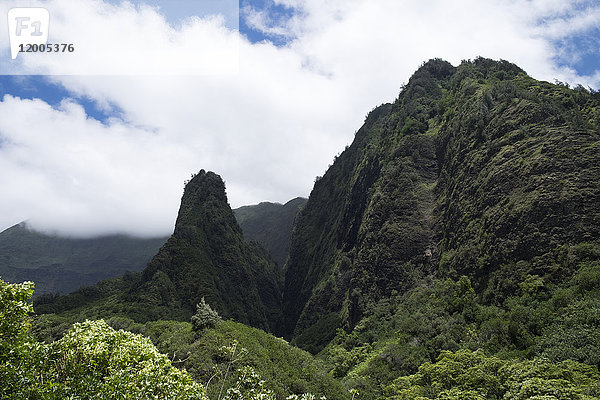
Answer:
top-left (0, 223), bottom-right (167, 296)
top-left (282, 58), bottom-right (600, 351)
top-left (36, 170), bottom-right (283, 332)
top-left (135, 170), bottom-right (282, 330)
top-left (234, 197), bottom-right (307, 268)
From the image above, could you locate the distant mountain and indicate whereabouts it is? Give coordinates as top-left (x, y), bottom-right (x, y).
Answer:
top-left (0, 223), bottom-right (167, 296)
top-left (0, 197), bottom-right (303, 299)
top-left (234, 197), bottom-right (307, 268)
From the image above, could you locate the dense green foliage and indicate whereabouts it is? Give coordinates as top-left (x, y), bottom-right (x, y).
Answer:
top-left (383, 349), bottom-right (600, 399)
top-left (0, 279), bottom-right (207, 399)
top-left (0, 222), bottom-right (166, 296)
top-left (0, 278), bottom-right (34, 397)
top-left (34, 320), bottom-right (207, 399)
top-left (32, 314), bottom-right (346, 399)
top-left (234, 197), bottom-right (307, 268)
top-left (321, 241), bottom-right (600, 397)
top-left (138, 319), bottom-right (346, 400)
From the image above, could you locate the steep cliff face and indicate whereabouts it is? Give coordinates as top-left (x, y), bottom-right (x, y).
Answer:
top-left (135, 170), bottom-right (282, 331)
top-left (282, 58), bottom-right (600, 350)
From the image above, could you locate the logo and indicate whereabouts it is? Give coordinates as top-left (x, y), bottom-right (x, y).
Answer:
top-left (8, 8), bottom-right (50, 60)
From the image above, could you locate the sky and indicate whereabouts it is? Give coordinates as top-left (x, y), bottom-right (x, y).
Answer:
top-left (0, 0), bottom-right (599, 238)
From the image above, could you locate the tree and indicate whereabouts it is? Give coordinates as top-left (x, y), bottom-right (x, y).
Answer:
top-left (38, 319), bottom-right (207, 399)
top-left (192, 297), bottom-right (222, 331)
top-left (0, 279), bottom-right (37, 398)
top-left (0, 279), bottom-right (34, 354)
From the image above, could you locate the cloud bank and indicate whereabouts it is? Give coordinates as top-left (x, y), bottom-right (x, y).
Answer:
top-left (0, 0), bottom-right (598, 237)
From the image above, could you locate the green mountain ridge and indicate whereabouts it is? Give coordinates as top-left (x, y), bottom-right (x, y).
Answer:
top-left (137, 170), bottom-right (283, 330)
top-left (282, 58), bottom-right (600, 350)
top-left (36, 170), bottom-right (284, 332)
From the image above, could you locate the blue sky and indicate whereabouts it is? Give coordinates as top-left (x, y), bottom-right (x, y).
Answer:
top-left (0, 76), bottom-right (120, 122)
top-left (103, 0), bottom-right (240, 29)
top-left (0, 0), bottom-right (599, 236)
top-left (552, 28), bottom-right (600, 78)
top-left (239, 0), bottom-right (295, 45)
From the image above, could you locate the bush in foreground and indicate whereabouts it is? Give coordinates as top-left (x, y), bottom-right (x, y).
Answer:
top-left (0, 278), bottom-right (207, 399)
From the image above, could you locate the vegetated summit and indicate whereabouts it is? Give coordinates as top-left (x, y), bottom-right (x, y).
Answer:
top-left (31, 57), bottom-right (600, 399)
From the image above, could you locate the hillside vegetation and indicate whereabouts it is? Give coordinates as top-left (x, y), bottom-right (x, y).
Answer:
top-left (283, 58), bottom-right (600, 353)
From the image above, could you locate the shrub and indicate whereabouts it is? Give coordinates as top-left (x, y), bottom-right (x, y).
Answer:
top-left (0, 279), bottom-right (207, 399)
top-left (37, 319), bottom-right (207, 399)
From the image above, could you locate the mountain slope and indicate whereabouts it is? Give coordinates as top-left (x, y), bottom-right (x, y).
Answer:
top-left (234, 197), bottom-right (307, 268)
top-left (0, 197), bottom-right (303, 298)
top-left (0, 223), bottom-right (166, 296)
top-left (282, 58), bottom-right (600, 351)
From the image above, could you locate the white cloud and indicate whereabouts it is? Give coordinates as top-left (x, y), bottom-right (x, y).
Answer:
top-left (0, 95), bottom-right (192, 237)
top-left (0, 0), bottom-right (599, 237)
top-left (539, 8), bottom-right (600, 39)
